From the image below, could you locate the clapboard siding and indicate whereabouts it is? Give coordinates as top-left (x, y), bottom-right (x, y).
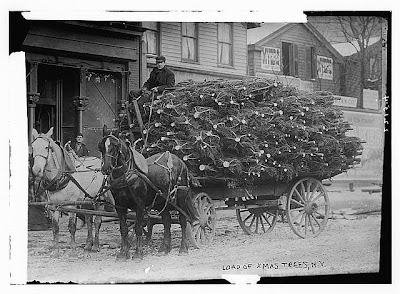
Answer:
top-left (149, 22), bottom-right (247, 81)
top-left (249, 23), bottom-right (342, 94)
top-left (24, 23), bottom-right (140, 61)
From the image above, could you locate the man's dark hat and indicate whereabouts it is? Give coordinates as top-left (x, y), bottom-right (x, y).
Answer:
top-left (156, 55), bottom-right (166, 63)
top-left (77, 133), bottom-right (83, 137)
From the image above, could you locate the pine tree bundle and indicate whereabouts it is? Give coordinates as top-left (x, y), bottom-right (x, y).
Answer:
top-left (136, 78), bottom-right (363, 187)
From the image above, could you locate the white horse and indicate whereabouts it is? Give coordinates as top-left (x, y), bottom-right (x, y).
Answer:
top-left (31, 127), bottom-right (113, 257)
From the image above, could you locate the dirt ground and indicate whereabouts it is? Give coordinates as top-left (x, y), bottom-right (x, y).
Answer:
top-left (26, 185), bottom-right (383, 284)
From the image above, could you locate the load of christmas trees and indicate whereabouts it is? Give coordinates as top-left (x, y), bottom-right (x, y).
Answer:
top-left (129, 78), bottom-right (363, 187)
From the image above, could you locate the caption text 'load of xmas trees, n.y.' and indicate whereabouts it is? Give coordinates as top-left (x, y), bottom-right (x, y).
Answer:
top-left (131, 78), bottom-right (363, 188)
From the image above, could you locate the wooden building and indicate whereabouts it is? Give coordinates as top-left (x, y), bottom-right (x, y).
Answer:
top-left (22, 20), bottom-right (145, 155)
top-left (247, 23), bottom-right (344, 94)
top-left (141, 22), bottom-right (249, 83)
top-left (341, 39), bottom-right (383, 110)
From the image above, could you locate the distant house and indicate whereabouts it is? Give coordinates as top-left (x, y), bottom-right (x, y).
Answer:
top-left (338, 38), bottom-right (383, 109)
top-left (141, 22), bottom-right (249, 84)
top-left (247, 23), bottom-right (344, 94)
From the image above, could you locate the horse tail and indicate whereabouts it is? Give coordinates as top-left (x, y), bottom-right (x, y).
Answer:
top-left (179, 163), bottom-right (198, 223)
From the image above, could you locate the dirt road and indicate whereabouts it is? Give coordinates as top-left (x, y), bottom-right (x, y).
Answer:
top-left (26, 187), bottom-right (383, 284)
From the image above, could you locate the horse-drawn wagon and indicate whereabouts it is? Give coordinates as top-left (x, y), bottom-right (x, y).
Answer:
top-left (29, 78), bottom-right (362, 259)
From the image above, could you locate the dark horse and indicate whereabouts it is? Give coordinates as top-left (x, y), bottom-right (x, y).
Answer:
top-left (98, 129), bottom-right (197, 260)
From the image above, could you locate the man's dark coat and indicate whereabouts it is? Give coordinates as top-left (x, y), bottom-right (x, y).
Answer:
top-left (143, 66), bottom-right (175, 93)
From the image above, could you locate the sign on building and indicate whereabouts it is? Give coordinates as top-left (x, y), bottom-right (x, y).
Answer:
top-left (333, 95), bottom-right (358, 108)
top-left (316, 55), bottom-right (333, 80)
top-left (261, 47), bottom-right (281, 71)
top-left (363, 89), bottom-right (379, 110)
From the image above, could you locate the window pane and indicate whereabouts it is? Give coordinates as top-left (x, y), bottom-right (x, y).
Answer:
top-left (182, 22), bottom-right (196, 37)
top-left (218, 23), bottom-right (231, 43)
top-left (182, 37), bottom-right (196, 60)
top-left (144, 30), bottom-right (157, 54)
top-left (218, 43), bottom-right (231, 65)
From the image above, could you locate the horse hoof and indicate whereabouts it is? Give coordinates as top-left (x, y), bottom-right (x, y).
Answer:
top-left (50, 250), bottom-right (60, 258)
top-left (84, 245), bottom-right (92, 252)
top-left (157, 250), bottom-right (169, 256)
top-left (132, 253), bottom-right (144, 260)
top-left (116, 252), bottom-right (130, 261)
top-left (92, 245), bottom-right (100, 252)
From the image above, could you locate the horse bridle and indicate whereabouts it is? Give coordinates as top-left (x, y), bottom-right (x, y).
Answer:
top-left (101, 135), bottom-right (132, 171)
top-left (31, 136), bottom-right (52, 166)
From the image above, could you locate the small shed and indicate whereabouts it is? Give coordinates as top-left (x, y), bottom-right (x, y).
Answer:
top-left (247, 23), bottom-right (344, 94)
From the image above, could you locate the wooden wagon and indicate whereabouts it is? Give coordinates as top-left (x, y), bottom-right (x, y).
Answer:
top-left (185, 174), bottom-right (331, 248)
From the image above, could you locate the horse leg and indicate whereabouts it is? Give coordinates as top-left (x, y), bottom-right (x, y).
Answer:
top-left (134, 208), bottom-right (144, 259)
top-left (117, 208), bottom-right (130, 260)
top-left (178, 213), bottom-right (189, 255)
top-left (50, 210), bottom-right (60, 257)
top-left (92, 215), bottom-right (102, 252)
top-left (68, 212), bottom-right (77, 249)
top-left (84, 214), bottom-right (93, 251)
top-left (144, 218), bottom-right (154, 245)
top-left (158, 211), bottom-right (172, 255)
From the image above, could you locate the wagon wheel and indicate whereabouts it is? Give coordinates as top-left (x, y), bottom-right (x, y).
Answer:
top-left (286, 177), bottom-right (330, 238)
top-left (187, 192), bottom-right (217, 249)
top-left (236, 199), bottom-right (279, 235)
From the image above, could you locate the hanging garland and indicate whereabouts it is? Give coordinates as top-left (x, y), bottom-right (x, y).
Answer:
top-left (86, 71), bottom-right (116, 84)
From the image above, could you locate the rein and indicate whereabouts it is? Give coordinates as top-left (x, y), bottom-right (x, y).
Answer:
top-left (32, 135), bottom-right (104, 201)
top-left (103, 137), bottom-right (191, 219)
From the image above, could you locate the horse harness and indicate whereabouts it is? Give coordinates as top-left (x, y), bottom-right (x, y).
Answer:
top-left (31, 135), bottom-right (106, 202)
top-left (107, 142), bottom-right (191, 219)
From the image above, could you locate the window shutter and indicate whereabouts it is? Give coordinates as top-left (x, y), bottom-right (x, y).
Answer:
top-left (306, 47), bottom-right (311, 79)
top-left (293, 44), bottom-right (299, 77)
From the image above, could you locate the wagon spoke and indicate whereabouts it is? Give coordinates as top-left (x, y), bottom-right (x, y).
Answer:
top-left (249, 214), bottom-right (256, 228)
top-left (291, 210), bottom-right (304, 226)
top-left (262, 213), bottom-right (272, 226)
top-left (300, 182), bottom-right (306, 200)
top-left (296, 211), bottom-right (306, 228)
top-left (200, 197), bottom-right (207, 210)
top-left (309, 184), bottom-right (319, 201)
top-left (304, 214), bottom-right (309, 236)
top-left (290, 198), bottom-right (305, 207)
top-left (311, 213), bottom-right (321, 229)
top-left (193, 222), bottom-right (200, 233)
top-left (204, 204), bottom-right (212, 215)
top-left (200, 227), bottom-right (205, 241)
top-left (311, 214), bottom-right (321, 228)
top-left (255, 214), bottom-right (259, 233)
top-left (290, 207), bottom-right (305, 212)
top-left (305, 181), bottom-right (312, 201)
top-left (259, 215), bottom-right (266, 233)
top-left (294, 188), bottom-right (306, 204)
top-left (308, 215), bottom-right (316, 234)
top-left (195, 225), bottom-right (201, 240)
top-left (206, 217), bottom-right (215, 229)
top-left (242, 212), bottom-right (253, 223)
top-left (309, 191), bottom-right (324, 203)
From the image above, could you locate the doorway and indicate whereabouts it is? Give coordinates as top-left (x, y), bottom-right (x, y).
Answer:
top-left (35, 64), bottom-right (78, 143)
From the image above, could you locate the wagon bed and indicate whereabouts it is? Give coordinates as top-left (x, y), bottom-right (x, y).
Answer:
top-left (185, 173), bottom-right (331, 248)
